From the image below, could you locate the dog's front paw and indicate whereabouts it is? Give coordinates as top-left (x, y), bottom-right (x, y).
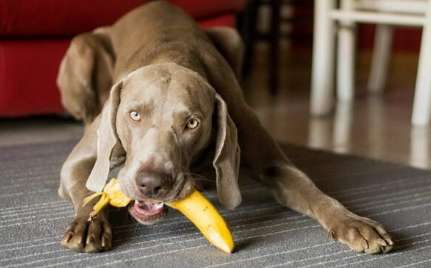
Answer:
top-left (328, 215), bottom-right (393, 254)
top-left (61, 214), bottom-right (112, 253)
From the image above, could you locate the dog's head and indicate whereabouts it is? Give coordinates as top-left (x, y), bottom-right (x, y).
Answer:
top-left (86, 63), bottom-right (241, 224)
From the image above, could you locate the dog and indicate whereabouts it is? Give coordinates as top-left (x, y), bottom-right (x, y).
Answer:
top-left (57, 1), bottom-right (393, 254)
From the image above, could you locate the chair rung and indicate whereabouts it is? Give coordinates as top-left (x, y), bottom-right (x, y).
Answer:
top-left (329, 10), bottom-right (425, 26)
top-left (356, 0), bottom-right (426, 15)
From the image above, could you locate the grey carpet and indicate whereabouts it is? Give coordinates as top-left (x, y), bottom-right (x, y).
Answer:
top-left (1, 141), bottom-right (431, 268)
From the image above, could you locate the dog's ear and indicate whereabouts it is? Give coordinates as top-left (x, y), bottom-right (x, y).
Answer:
top-left (86, 80), bottom-right (123, 192)
top-left (57, 28), bottom-right (114, 123)
top-left (206, 27), bottom-right (244, 78)
top-left (212, 93), bottom-right (242, 210)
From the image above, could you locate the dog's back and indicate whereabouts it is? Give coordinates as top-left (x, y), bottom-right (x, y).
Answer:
top-left (110, 1), bottom-right (210, 80)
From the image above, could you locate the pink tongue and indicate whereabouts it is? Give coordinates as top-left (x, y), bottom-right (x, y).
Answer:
top-left (133, 200), bottom-right (164, 216)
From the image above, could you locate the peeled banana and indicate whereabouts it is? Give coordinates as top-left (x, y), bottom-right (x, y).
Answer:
top-left (83, 179), bottom-right (234, 253)
top-left (83, 178), bottom-right (131, 218)
top-left (167, 190), bottom-right (235, 253)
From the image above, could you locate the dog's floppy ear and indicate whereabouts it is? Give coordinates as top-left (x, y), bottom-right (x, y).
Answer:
top-left (57, 28), bottom-right (114, 123)
top-left (212, 93), bottom-right (242, 210)
top-left (86, 80), bottom-right (123, 192)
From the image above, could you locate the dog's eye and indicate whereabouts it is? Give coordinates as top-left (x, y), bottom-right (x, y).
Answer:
top-left (186, 118), bottom-right (200, 129)
top-left (129, 111), bottom-right (141, 121)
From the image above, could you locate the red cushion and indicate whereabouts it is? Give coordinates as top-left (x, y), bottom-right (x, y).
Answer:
top-left (0, 40), bottom-right (67, 116)
top-left (0, 0), bottom-right (245, 36)
top-left (0, 15), bottom-right (236, 117)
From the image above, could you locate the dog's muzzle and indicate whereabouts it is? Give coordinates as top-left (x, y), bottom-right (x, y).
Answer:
top-left (129, 199), bottom-right (167, 225)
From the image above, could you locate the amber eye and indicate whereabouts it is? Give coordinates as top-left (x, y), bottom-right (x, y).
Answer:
top-left (186, 118), bottom-right (200, 129)
top-left (129, 111), bottom-right (141, 121)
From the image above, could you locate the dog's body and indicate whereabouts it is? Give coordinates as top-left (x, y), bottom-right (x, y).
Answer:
top-left (58, 1), bottom-right (393, 254)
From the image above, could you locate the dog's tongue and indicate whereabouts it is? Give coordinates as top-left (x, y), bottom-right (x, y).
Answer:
top-left (133, 200), bottom-right (164, 216)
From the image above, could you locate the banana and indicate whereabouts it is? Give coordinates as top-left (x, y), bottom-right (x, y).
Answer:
top-left (167, 190), bottom-right (234, 253)
top-left (83, 178), bottom-right (131, 218)
top-left (83, 179), bottom-right (234, 253)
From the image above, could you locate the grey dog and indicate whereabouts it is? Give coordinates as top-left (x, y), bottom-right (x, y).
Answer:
top-left (57, 0), bottom-right (393, 254)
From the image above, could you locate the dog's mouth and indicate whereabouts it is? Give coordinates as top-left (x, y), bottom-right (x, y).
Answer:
top-left (128, 200), bottom-right (167, 225)
top-left (124, 173), bottom-right (195, 224)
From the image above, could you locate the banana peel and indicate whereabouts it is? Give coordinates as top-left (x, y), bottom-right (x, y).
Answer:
top-left (83, 178), bottom-right (131, 219)
top-left (83, 178), bottom-right (234, 253)
top-left (166, 190), bottom-right (234, 253)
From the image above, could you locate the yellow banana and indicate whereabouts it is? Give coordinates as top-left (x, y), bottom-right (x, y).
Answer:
top-left (83, 179), bottom-right (234, 253)
top-left (167, 190), bottom-right (234, 253)
top-left (83, 178), bottom-right (131, 218)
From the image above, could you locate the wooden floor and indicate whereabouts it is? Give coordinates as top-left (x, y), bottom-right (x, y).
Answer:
top-left (1, 43), bottom-right (430, 169)
top-left (246, 43), bottom-right (430, 169)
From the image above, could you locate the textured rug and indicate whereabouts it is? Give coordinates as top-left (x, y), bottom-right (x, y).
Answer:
top-left (1, 141), bottom-right (431, 268)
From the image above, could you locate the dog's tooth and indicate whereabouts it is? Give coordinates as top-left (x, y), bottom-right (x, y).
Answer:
top-left (154, 202), bottom-right (164, 209)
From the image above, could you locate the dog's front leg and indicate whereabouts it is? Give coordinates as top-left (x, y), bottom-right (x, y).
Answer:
top-left (61, 198), bottom-right (111, 253)
top-left (59, 120), bottom-right (112, 253)
top-left (262, 163), bottom-right (394, 254)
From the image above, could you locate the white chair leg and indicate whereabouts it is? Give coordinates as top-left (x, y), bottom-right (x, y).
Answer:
top-left (333, 101), bottom-right (353, 153)
top-left (308, 118), bottom-right (332, 149)
top-left (311, 0), bottom-right (336, 115)
top-left (368, 25), bottom-right (393, 94)
top-left (412, 0), bottom-right (431, 126)
top-left (410, 127), bottom-right (429, 168)
top-left (337, 0), bottom-right (356, 102)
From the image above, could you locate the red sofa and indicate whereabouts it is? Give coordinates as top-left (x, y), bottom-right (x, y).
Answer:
top-left (0, 0), bottom-right (245, 117)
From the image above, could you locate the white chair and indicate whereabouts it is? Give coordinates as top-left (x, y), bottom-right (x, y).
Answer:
top-left (311, 0), bottom-right (431, 126)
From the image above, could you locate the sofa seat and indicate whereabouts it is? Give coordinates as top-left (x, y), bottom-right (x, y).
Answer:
top-left (0, 0), bottom-right (245, 117)
top-left (0, 0), bottom-right (244, 36)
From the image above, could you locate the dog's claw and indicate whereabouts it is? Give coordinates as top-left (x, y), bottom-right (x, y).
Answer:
top-left (62, 232), bottom-right (73, 244)
top-left (61, 214), bottom-right (112, 253)
top-left (328, 215), bottom-right (393, 254)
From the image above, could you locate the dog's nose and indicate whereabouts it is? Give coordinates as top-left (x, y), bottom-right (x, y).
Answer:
top-left (136, 173), bottom-right (166, 197)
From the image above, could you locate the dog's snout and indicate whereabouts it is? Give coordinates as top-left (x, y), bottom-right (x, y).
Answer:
top-left (137, 174), bottom-right (163, 196)
top-left (140, 154), bottom-right (174, 174)
top-left (136, 171), bottom-right (173, 197)
top-left (133, 151), bottom-right (176, 198)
